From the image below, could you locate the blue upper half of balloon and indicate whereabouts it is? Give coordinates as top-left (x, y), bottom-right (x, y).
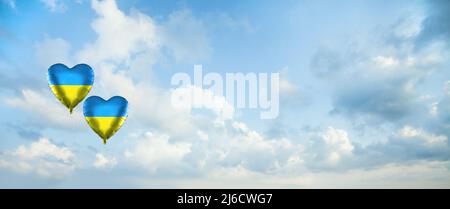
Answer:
top-left (83, 96), bottom-right (128, 117)
top-left (48, 63), bottom-right (94, 85)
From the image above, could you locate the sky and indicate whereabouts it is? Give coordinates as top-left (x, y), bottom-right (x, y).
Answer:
top-left (0, 0), bottom-right (450, 188)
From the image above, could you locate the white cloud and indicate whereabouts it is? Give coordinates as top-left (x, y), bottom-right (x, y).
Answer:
top-left (197, 130), bottom-right (209, 141)
top-left (4, 89), bottom-right (84, 130)
top-left (397, 125), bottom-right (447, 146)
top-left (373, 56), bottom-right (398, 68)
top-left (7, 37), bottom-right (86, 130)
top-left (26, 0), bottom-right (207, 137)
top-left (35, 37), bottom-right (72, 68)
top-left (77, 0), bottom-right (211, 66)
top-left (93, 153), bottom-right (117, 169)
top-left (94, 64), bottom-right (196, 135)
top-left (391, 14), bottom-right (424, 39)
top-left (430, 102), bottom-right (438, 116)
top-left (175, 165), bottom-right (310, 188)
top-left (10, 0), bottom-right (449, 188)
top-left (211, 121), bottom-right (300, 172)
top-left (278, 68), bottom-right (298, 95)
top-left (4, 0), bottom-right (216, 148)
top-left (279, 78), bottom-right (298, 95)
top-left (351, 126), bottom-right (450, 167)
top-left (71, 0), bottom-right (210, 137)
top-left (124, 132), bottom-right (192, 173)
top-left (0, 138), bottom-right (75, 178)
top-left (444, 81), bottom-right (450, 96)
top-left (277, 67), bottom-right (309, 107)
top-left (171, 84), bottom-right (235, 120)
top-left (309, 127), bottom-right (354, 166)
top-left (121, 119), bottom-right (302, 176)
top-left (311, 10), bottom-right (450, 125)
top-left (15, 138), bottom-right (73, 162)
top-left (303, 160), bottom-right (450, 188)
top-left (77, 0), bottom-right (158, 65)
top-left (143, 160), bottom-right (450, 188)
top-left (321, 127), bottom-right (354, 154)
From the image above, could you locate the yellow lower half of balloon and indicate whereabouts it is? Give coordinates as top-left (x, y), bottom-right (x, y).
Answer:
top-left (85, 117), bottom-right (127, 144)
top-left (50, 85), bottom-right (92, 113)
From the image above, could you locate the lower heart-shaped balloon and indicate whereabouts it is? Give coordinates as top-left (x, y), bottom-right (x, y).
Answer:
top-left (83, 96), bottom-right (128, 144)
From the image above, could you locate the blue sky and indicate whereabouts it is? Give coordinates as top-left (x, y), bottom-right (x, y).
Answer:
top-left (0, 0), bottom-right (450, 188)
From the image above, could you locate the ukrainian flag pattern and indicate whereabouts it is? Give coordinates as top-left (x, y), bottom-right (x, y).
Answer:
top-left (48, 64), bottom-right (94, 113)
top-left (83, 96), bottom-right (128, 144)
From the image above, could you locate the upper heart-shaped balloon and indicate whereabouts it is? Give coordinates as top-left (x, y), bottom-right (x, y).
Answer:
top-left (48, 63), bottom-right (94, 113)
top-left (83, 96), bottom-right (128, 144)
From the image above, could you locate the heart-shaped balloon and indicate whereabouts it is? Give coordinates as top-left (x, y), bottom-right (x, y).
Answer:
top-left (48, 63), bottom-right (94, 113)
top-left (83, 96), bottom-right (128, 144)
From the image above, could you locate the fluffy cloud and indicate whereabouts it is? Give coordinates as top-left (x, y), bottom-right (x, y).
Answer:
top-left (77, 0), bottom-right (211, 66)
top-left (93, 153), bottom-right (117, 169)
top-left (71, 0), bottom-right (211, 136)
top-left (124, 132), bottom-right (192, 173)
top-left (4, 36), bottom-right (78, 130)
top-left (297, 125), bottom-right (448, 171)
top-left (3, 0), bottom-right (450, 188)
top-left (175, 165), bottom-right (309, 188)
top-left (311, 10), bottom-right (448, 124)
top-left (301, 160), bottom-right (450, 188)
top-left (14, 138), bottom-right (73, 161)
top-left (352, 126), bottom-right (450, 168)
top-left (168, 160), bottom-right (450, 188)
top-left (9, 0), bottom-right (214, 138)
top-left (4, 89), bottom-right (85, 130)
top-left (434, 81), bottom-right (450, 132)
top-left (396, 126), bottom-right (447, 146)
top-left (77, 0), bottom-right (158, 66)
top-left (165, 119), bottom-right (301, 175)
top-left (220, 121), bottom-right (298, 172)
top-left (170, 84), bottom-right (235, 120)
top-left (92, 64), bottom-right (196, 136)
top-left (0, 0), bottom-right (199, 140)
top-left (0, 138), bottom-right (75, 178)
top-left (389, 14), bottom-right (423, 41)
top-left (278, 67), bottom-right (300, 96)
top-left (444, 81), bottom-right (450, 96)
top-left (121, 119), bottom-right (304, 177)
top-left (315, 127), bottom-right (353, 165)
